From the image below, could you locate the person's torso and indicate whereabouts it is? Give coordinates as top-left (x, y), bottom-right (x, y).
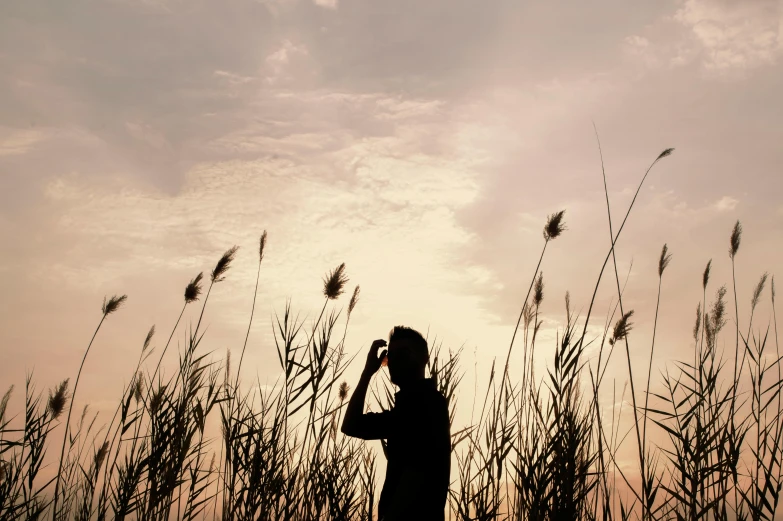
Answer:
top-left (377, 379), bottom-right (450, 520)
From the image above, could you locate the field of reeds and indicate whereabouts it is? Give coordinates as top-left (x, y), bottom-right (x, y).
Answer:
top-left (1, 146), bottom-right (782, 521)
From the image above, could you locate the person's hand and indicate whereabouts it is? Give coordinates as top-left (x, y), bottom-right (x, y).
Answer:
top-left (362, 339), bottom-right (387, 377)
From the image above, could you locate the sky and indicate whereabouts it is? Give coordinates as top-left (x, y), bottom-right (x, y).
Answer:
top-left (1, 0), bottom-right (782, 490)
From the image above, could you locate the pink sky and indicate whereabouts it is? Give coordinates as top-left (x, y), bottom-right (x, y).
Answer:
top-left (1, 0), bottom-right (782, 498)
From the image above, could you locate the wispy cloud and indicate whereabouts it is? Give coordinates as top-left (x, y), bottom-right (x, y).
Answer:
top-left (0, 129), bottom-right (46, 156)
top-left (713, 195), bottom-right (739, 212)
top-left (625, 0), bottom-right (782, 74)
top-left (313, 0), bottom-right (338, 10)
top-left (675, 0), bottom-right (782, 71)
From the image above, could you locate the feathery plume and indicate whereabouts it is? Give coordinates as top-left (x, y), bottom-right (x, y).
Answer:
top-left (693, 303), bottom-right (701, 343)
top-left (711, 286), bottom-right (728, 333)
top-left (143, 325), bottom-right (155, 352)
top-left (348, 285), bottom-right (361, 317)
top-left (522, 302), bottom-right (535, 330)
top-left (339, 381), bottom-right (350, 402)
top-left (533, 272), bottom-right (544, 307)
top-left (565, 291), bottom-right (571, 317)
top-left (185, 272), bottom-right (204, 303)
top-left (610, 310), bottom-right (634, 346)
top-left (729, 220), bottom-right (742, 259)
top-left (224, 348), bottom-right (231, 390)
top-left (95, 441), bottom-right (109, 472)
top-left (0, 386), bottom-right (13, 425)
top-left (705, 311), bottom-right (714, 349)
top-left (259, 230), bottom-right (268, 263)
top-left (212, 246), bottom-right (239, 283)
top-left (102, 295), bottom-right (127, 316)
top-left (751, 272), bottom-right (769, 311)
top-left (47, 379), bottom-right (70, 420)
top-left (543, 210), bottom-right (566, 240)
top-left (704, 287), bottom-right (728, 350)
top-left (658, 244), bottom-right (672, 277)
top-left (323, 263), bottom-right (349, 300)
top-left (657, 148), bottom-right (675, 160)
top-left (221, 421), bottom-right (230, 446)
top-left (772, 276), bottom-right (776, 304)
top-left (703, 260), bottom-right (712, 290)
top-left (150, 386), bottom-right (166, 414)
top-left (133, 372), bottom-right (144, 404)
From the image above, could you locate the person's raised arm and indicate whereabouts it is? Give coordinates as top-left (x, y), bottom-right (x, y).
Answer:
top-left (341, 339), bottom-right (387, 438)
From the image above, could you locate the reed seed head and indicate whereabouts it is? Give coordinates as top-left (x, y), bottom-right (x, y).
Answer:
top-left (705, 311), bottom-right (714, 349)
top-left (339, 381), bottom-right (350, 402)
top-left (323, 262), bottom-right (349, 300)
top-left (543, 210), bottom-right (566, 241)
top-left (533, 272), bottom-right (544, 307)
top-left (224, 348), bottom-right (231, 390)
top-left (0, 386), bottom-right (13, 426)
top-left (704, 287), bottom-right (728, 350)
top-left (348, 285), bottom-right (360, 317)
top-left (610, 310), bottom-right (634, 346)
top-left (133, 372), bottom-right (144, 404)
top-left (658, 244), bottom-right (672, 277)
top-left (150, 386), bottom-right (166, 414)
top-left (729, 220), bottom-right (742, 259)
top-left (259, 230), bottom-right (268, 263)
top-left (657, 148), bottom-right (675, 160)
top-left (221, 421), bottom-right (229, 445)
top-left (565, 291), bottom-right (571, 317)
top-left (47, 379), bottom-right (70, 420)
top-left (212, 246), bottom-right (239, 283)
top-left (703, 260), bottom-right (712, 290)
top-left (711, 286), bottom-right (727, 331)
top-left (102, 294), bottom-right (127, 316)
top-left (95, 441), bottom-right (109, 472)
top-left (185, 272), bottom-right (204, 303)
top-left (522, 302), bottom-right (535, 329)
top-left (693, 303), bottom-right (701, 343)
top-left (143, 325), bottom-right (155, 352)
top-left (772, 276), bottom-right (776, 305)
top-left (751, 272), bottom-right (769, 311)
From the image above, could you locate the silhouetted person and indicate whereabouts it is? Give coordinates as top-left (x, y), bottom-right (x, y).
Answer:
top-left (342, 326), bottom-right (451, 521)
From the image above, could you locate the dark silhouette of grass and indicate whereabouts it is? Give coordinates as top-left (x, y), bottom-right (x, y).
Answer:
top-left (1, 146), bottom-right (782, 520)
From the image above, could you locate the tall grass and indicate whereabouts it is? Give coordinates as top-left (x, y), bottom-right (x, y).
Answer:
top-left (1, 147), bottom-right (782, 520)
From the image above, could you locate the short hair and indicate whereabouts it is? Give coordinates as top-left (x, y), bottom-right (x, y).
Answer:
top-left (388, 326), bottom-right (429, 366)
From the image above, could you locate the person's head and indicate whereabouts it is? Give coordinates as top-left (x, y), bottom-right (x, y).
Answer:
top-left (386, 326), bottom-right (428, 387)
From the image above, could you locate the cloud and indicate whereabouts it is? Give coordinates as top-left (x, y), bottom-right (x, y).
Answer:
top-left (313, 0), bottom-right (338, 9)
top-left (27, 118), bottom-right (496, 374)
top-left (125, 122), bottom-right (171, 151)
top-left (0, 128), bottom-right (46, 156)
top-left (623, 0), bottom-right (782, 73)
top-left (713, 195), bottom-right (739, 211)
top-left (623, 32), bottom-right (700, 70)
top-left (675, 0), bottom-right (782, 70)
top-left (264, 40), bottom-right (313, 85)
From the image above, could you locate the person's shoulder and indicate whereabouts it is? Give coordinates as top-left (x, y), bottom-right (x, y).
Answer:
top-left (426, 384), bottom-right (448, 409)
top-left (427, 387), bottom-right (450, 430)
